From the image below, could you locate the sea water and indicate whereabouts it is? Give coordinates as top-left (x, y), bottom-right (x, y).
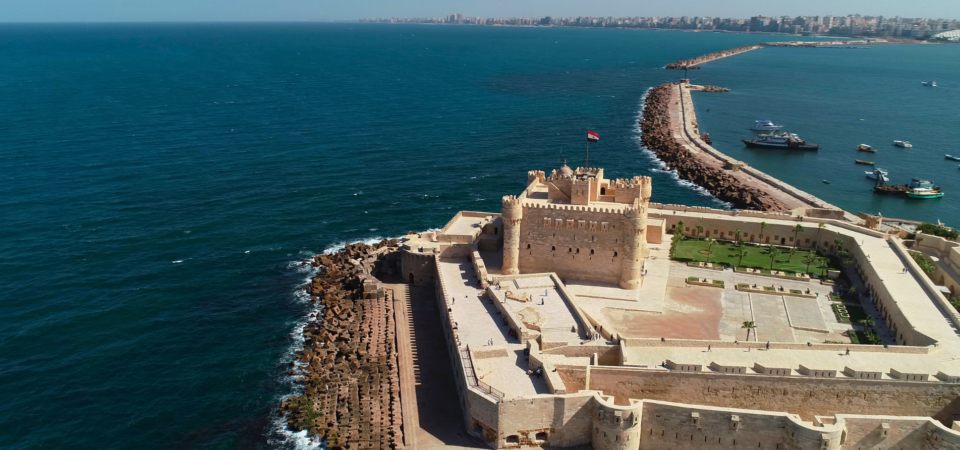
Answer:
top-left (0, 23), bottom-right (954, 449)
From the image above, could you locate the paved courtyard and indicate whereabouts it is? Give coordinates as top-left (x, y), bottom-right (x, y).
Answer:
top-left (600, 262), bottom-right (894, 345)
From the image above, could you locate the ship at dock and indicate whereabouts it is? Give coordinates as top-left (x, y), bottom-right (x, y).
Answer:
top-left (742, 132), bottom-right (819, 150)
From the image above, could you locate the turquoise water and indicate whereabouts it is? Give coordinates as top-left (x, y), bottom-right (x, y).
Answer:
top-left (689, 44), bottom-right (960, 223)
top-left (0, 23), bottom-right (945, 449)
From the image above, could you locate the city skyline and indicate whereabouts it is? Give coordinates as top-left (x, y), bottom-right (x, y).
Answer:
top-left (2, 0), bottom-right (960, 23)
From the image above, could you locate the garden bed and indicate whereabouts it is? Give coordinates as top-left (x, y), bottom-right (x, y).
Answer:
top-left (685, 277), bottom-right (725, 288)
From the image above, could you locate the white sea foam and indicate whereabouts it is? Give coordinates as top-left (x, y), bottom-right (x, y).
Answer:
top-left (172, 260), bottom-right (183, 264)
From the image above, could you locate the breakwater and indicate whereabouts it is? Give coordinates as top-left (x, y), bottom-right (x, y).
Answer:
top-left (665, 45), bottom-right (763, 70)
top-left (639, 83), bottom-right (789, 211)
top-left (280, 240), bottom-right (402, 449)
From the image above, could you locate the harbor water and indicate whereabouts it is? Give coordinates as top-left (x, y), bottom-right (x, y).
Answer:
top-left (0, 23), bottom-right (957, 449)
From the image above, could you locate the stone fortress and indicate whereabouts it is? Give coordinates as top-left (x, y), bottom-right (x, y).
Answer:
top-left (400, 165), bottom-right (960, 450)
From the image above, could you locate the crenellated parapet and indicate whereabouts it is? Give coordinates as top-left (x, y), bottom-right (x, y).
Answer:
top-left (527, 170), bottom-right (546, 185)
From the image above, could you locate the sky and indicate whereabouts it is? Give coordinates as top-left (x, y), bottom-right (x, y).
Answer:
top-left (1, 0), bottom-right (958, 22)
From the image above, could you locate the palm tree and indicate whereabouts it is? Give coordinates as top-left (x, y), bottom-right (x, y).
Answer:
top-left (677, 220), bottom-right (685, 237)
top-left (815, 223), bottom-right (826, 251)
top-left (758, 222), bottom-right (768, 244)
top-left (834, 238), bottom-right (843, 254)
top-left (788, 247), bottom-right (798, 267)
top-left (695, 225), bottom-right (704, 241)
top-left (950, 297), bottom-right (960, 312)
top-left (858, 317), bottom-right (875, 330)
top-left (793, 224), bottom-right (804, 248)
top-left (769, 247), bottom-right (781, 270)
top-left (705, 239), bottom-right (716, 264)
top-left (742, 321), bottom-right (757, 341)
top-left (803, 254), bottom-right (817, 274)
top-left (735, 228), bottom-right (742, 242)
top-left (737, 246), bottom-right (749, 267)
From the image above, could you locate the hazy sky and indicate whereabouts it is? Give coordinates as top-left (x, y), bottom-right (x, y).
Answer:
top-left (2, 0), bottom-right (958, 22)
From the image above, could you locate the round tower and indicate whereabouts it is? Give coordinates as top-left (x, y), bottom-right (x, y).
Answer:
top-left (592, 398), bottom-right (642, 450)
top-left (501, 195), bottom-right (523, 275)
top-left (619, 205), bottom-right (647, 290)
top-left (639, 176), bottom-right (652, 208)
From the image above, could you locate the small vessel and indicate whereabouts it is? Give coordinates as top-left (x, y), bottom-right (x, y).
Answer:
top-left (823, 179), bottom-right (830, 184)
top-left (893, 140), bottom-right (913, 148)
top-left (742, 132), bottom-right (819, 150)
top-left (865, 168), bottom-right (889, 182)
top-left (946, 154), bottom-right (960, 161)
top-left (922, 81), bottom-right (938, 87)
top-left (858, 144), bottom-right (877, 153)
top-left (750, 120), bottom-right (784, 131)
top-left (855, 159), bottom-right (875, 165)
top-left (906, 187), bottom-right (944, 199)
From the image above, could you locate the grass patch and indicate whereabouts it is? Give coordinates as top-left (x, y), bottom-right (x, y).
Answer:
top-left (789, 289), bottom-right (803, 295)
top-left (687, 276), bottom-right (699, 282)
top-left (712, 280), bottom-right (725, 286)
top-left (845, 305), bottom-right (869, 323)
top-left (672, 240), bottom-right (838, 275)
top-left (763, 286), bottom-right (776, 291)
top-left (737, 283), bottom-right (750, 289)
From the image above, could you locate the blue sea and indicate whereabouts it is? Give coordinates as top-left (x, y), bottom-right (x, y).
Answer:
top-left (1, 23), bottom-right (957, 449)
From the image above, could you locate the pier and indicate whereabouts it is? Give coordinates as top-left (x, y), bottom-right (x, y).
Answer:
top-left (664, 44), bottom-right (762, 69)
top-left (644, 80), bottom-right (856, 220)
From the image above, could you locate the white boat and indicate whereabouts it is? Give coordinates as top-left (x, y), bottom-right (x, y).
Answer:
top-left (750, 120), bottom-right (784, 131)
top-left (922, 81), bottom-right (938, 87)
top-left (893, 140), bottom-right (913, 148)
top-left (865, 168), bottom-right (889, 182)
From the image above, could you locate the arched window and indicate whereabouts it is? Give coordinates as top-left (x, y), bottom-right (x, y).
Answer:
top-left (551, 246), bottom-right (556, 251)
top-left (590, 249), bottom-right (594, 255)
top-left (614, 251), bottom-right (618, 257)
top-left (576, 248), bottom-right (580, 254)
top-left (568, 248), bottom-right (572, 253)
top-left (527, 244), bottom-right (531, 249)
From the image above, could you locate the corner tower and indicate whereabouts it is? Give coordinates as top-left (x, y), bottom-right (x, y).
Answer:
top-left (501, 195), bottom-right (522, 275)
top-left (620, 203), bottom-right (648, 290)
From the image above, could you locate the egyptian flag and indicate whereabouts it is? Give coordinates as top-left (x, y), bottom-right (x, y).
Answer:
top-left (587, 130), bottom-right (599, 143)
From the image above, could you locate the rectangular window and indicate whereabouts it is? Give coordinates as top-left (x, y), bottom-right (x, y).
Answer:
top-left (544, 217), bottom-right (551, 228)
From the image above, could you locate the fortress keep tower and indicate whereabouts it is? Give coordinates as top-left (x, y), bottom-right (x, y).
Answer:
top-left (502, 165), bottom-right (654, 289)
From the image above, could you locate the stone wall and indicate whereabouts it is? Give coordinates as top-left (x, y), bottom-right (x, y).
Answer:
top-left (639, 400), bottom-right (843, 450)
top-left (583, 367), bottom-right (960, 424)
top-left (498, 393), bottom-right (596, 448)
top-left (401, 250), bottom-right (436, 285)
top-left (517, 206), bottom-right (633, 286)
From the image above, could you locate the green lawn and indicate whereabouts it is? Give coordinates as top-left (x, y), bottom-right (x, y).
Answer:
top-left (672, 239), bottom-right (837, 275)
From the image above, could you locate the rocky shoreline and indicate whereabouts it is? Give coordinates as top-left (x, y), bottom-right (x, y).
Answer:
top-left (665, 45), bottom-right (763, 70)
top-left (279, 239), bottom-right (402, 449)
top-left (639, 83), bottom-right (788, 211)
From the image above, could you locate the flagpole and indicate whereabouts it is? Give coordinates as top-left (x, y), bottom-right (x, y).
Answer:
top-left (586, 140), bottom-right (589, 170)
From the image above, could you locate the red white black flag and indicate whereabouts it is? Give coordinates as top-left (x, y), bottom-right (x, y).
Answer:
top-left (587, 130), bottom-right (599, 143)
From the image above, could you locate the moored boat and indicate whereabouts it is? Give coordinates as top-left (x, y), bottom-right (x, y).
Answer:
top-left (858, 144), bottom-right (876, 153)
top-left (750, 120), bottom-right (784, 131)
top-left (865, 169), bottom-right (889, 182)
top-left (906, 187), bottom-right (944, 199)
top-left (893, 140), bottom-right (913, 148)
top-left (742, 132), bottom-right (819, 150)
top-left (855, 159), bottom-right (875, 165)
top-left (946, 154), bottom-right (960, 161)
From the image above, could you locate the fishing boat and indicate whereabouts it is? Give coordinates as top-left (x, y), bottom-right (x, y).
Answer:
top-left (742, 132), bottom-right (819, 150)
top-left (855, 159), bottom-right (875, 165)
top-left (946, 154), bottom-right (960, 161)
top-left (865, 169), bottom-right (889, 182)
top-left (922, 81), bottom-right (938, 87)
top-left (858, 144), bottom-right (877, 153)
top-left (893, 140), bottom-right (913, 148)
top-left (750, 120), bottom-right (784, 131)
top-left (822, 179), bottom-right (830, 184)
top-left (906, 187), bottom-right (944, 199)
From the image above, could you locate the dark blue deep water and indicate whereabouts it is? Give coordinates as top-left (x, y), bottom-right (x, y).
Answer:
top-left (1, 23), bottom-right (955, 449)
